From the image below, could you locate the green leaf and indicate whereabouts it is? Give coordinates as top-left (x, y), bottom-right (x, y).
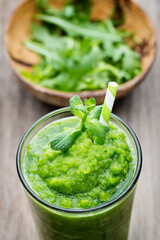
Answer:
top-left (75, 105), bottom-right (88, 114)
top-left (110, 4), bottom-right (125, 27)
top-left (59, 5), bottom-right (76, 19)
top-left (103, 40), bottom-right (115, 59)
top-left (88, 106), bottom-right (102, 120)
top-left (113, 45), bottom-right (140, 63)
top-left (22, 0), bottom-right (142, 92)
top-left (104, 19), bottom-right (116, 34)
top-left (50, 128), bottom-right (81, 152)
top-left (36, 0), bottom-right (49, 13)
top-left (36, 0), bottom-right (58, 15)
top-left (24, 40), bottom-right (64, 65)
top-left (84, 119), bottom-right (109, 138)
top-left (84, 98), bottom-right (96, 112)
top-left (90, 62), bottom-right (119, 78)
top-left (79, 46), bottom-right (102, 74)
top-left (69, 95), bottom-right (86, 120)
top-left (31, 23), bottom-right (64, 50)
top-left (40, 73), bottom-right (68, 89)
top-left (35, 14), bottom-right (122, 41)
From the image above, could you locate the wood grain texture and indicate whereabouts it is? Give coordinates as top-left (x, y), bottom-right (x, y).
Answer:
top-left (0, 0), bottom-right (160, 239)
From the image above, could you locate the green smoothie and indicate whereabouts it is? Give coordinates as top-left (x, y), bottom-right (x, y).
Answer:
top-left (23, 117), bottom-right (136, 210)
top-left (17, 105), bottom-right (142, 240)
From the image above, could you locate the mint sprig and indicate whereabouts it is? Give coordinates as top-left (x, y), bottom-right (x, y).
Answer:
top-left (50, 96), bottom-right (109, 152)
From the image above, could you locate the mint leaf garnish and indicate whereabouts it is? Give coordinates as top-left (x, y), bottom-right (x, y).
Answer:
top-left (50, 128), bottom-right (81, 152)
top-left (88, 106), bottom-right (102, 120)
top-left (84, 98), bottom-right (96, 112)
top-left (84, 119), bottom-right (109, 138)
top-left (50, 96), bottom-right (109, 152)
top-left (70, 95), bottom-right (87, 121)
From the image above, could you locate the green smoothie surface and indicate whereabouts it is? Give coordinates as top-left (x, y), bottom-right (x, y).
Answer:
top-left (23, 117), bottom-right (136, 209)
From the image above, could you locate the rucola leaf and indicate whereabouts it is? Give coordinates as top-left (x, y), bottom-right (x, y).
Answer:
top-left (23, 0), bottom-right (142, 92)
top-left (35, 14), bottom-right (122, 41)
top-left (50, 128), bottom-right (81, 152)
top-left (24, 40), bottom-right (64, 65)
top-left (31, 23), bottom-right (64, 50)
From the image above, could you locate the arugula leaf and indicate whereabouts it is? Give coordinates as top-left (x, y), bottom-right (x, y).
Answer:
top-left (104, 19), bottom-right (117, 34)
top-left (50, 128), bottom-right (81, 152)
top-left (112, 45), bottom-right (140, 63)
top-left (35, 14), bottom-right (122, 41)
top-left (78, 46), bottom-right (102, 73)
top-left (31, 23), bottom-right (64, 50)
top-left (22, 0), bottom-right (142, 92)
top-left (90, 62), bottom-right (119, 78)
top-left (39, 72), bottom-right (68, 89)
top-left (84, 119), bottom-right (109, 138)
top-left (25, 40), bottom-right (64, 65)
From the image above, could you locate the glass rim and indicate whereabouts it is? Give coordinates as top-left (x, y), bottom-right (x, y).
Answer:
top-left (16, 107), bottom-right (142, 214)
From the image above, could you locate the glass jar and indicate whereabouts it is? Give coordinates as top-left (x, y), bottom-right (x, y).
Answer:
top-left (17, 108), bottom-right (142, 240)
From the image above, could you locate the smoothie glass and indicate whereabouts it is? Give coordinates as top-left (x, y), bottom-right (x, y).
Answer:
top-left (16, 108), bottom-right (142, 240)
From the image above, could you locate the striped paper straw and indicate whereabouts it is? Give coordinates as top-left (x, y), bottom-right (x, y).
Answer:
top-left (100, 82), bottom-right (118, 126)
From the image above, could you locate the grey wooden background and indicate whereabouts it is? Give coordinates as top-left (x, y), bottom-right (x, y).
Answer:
top-left (0, 0), bottom-right (160, 239)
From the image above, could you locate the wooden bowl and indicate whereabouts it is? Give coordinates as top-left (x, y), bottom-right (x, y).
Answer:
top-left (5, 0), bottom-right (157, 106)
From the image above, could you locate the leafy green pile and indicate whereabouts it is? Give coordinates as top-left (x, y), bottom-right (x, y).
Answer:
top-left (50, 95), bottom-right (109, 152)
top-left (21, 0), bottom-right (142, 92)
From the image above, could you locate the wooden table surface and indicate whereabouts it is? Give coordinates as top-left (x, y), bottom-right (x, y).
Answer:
top-left (0, 0), bottom-right (160, 239)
